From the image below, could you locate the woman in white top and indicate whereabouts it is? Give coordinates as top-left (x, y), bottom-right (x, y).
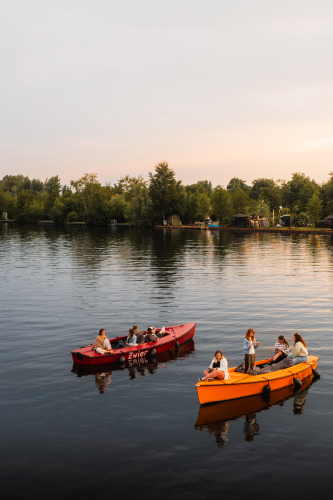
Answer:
top-left (287, 333), bottom-right (308, 365)
top-left (200, 350), bottom-right (230, 381)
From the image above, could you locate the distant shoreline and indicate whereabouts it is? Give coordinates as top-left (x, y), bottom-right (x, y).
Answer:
top-left (1, 219), bottom-right (333, 237)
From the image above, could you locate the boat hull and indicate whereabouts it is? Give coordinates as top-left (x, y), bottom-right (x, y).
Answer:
top-left (71, 322), bottom-right (196, 366)
top-left (196, 355), bottom-right (319, 405)
top-left (196, 372), bottom-right (315, 426)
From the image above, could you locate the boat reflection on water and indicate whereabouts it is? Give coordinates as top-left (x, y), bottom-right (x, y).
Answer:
top-left (195, 373), bottom-right (317, 446)
top-left (72, 340), bottom-right (196, 394)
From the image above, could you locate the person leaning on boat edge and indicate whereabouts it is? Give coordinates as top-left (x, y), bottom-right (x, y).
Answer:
top-left (95, 329), bottom-right (115, 355)
top-left (287, 333), bottom-right (309, 365)
top-left (200, 349), bottom-right (230, 381)
top-left (243, 329), bottom-right (260, 375)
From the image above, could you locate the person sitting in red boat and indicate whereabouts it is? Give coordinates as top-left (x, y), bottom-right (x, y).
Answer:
top-left (114, 328), bottom-right (137, 349)
top-left (134, 325), bottom-right (145, 345)
top-left (95, 329), bottom-right (115, 355)
top-left (145, 327), bottom-right (158, 342)
top-left (200, 350), bottom-right (230, 382)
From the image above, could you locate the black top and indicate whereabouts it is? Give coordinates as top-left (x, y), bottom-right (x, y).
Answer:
top-left (212, 361), bottom-right (220, 368)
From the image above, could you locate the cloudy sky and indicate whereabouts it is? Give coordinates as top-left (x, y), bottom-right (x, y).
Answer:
top-left (1, 0), bottom-right (333, 187)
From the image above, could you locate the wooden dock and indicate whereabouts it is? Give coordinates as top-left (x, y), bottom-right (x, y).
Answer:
top-left (156, 224), bottom-right (209, 230)
top-left (65, 222), bottom-right (87, 226)
top-left (155, 225), bottom-right (333, 236)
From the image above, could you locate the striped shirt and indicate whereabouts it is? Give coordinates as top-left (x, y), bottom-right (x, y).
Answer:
top-left (274, 341), bottom-right (289, 354)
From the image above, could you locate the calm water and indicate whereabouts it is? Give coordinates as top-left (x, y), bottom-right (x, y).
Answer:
top-left (1, 225), bottom-right (332, 499)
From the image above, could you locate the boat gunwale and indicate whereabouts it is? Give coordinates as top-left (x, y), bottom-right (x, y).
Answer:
top-left (196, 356), bottom-right (319, 387)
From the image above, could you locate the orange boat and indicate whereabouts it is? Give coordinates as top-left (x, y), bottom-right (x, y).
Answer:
top-left (196, 355), bottom-right (319, 405)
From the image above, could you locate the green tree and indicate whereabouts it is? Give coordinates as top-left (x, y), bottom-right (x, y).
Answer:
top-left (321, 172), bottom-right (333, 216)
top-left (185, 184), bottom-right (210, 222)
top-left (111, 175), bottom-right (148, 202)
top-left (197, 180), bottom-right (213, 197)
top-left (227, 177), bottom-right (252, 195)
top-left (27, 200), bottom-right (45, 222)
top-left (67, 211), bottom-right (79, 222)
top-left (70, 173), bottom-right (112, 224)
top-left (282, 173), bottom-right (319, 211)
top-left (50, 198), bottom-right (66, 222)
top-left (149, 162), bottom-right (186, 220)
top-left (0, 190), bottom-right (15, 219)
top-left (45, 175), bottom-right (61, 194)
top-left (107, 195), bottom-right (127, 221)
top-left (210, 187), bottom-right (233, 225)
top-left (231, 188), bottom-right (251, 214)
top-left (0, 174), bottom-right (28, 195)
top-left (255, 200), bottom-right (271, 218)
top-left (15, 191), bottom-right (36, 222)
top-left (306, 193), bottom-right (322, 226)
top-left (124, 187), bottom-right (154, 226)
top-left (31, 179), bottom-right (45, 194)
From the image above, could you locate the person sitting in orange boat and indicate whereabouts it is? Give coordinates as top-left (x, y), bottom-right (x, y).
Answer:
top-left (286, 333), bottom-right (308, 365)
top-left (95, 329), bottom-right (115, 355)
top-left (200, 350), bottom-right (230, 381)
top-left (270, 335), bottom-right (290, 365)
top-left (243, 329), bottom-right (260, 375)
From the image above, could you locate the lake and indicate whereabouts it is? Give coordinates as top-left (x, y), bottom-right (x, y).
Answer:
top-left (0, 224), bottom-right (332, 499)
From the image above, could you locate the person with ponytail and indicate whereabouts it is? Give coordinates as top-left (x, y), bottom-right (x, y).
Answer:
top-left (287, 333), bottom-right (308, 365)
top-left (243, 329), bottom-right (260, 375)
top-left (200, 350), bottom-right (230, 381)
top-left (270, 335), bottom-right (289, 365)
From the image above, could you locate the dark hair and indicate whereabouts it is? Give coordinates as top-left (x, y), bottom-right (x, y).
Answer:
top-left (133, 325), bottom-right (138, 330)
top-left (148, 327), bottom-right (153, 332)
top-left (294, 333), bottom-right (307, 348)
top-left (99, 329), bottom-right (105, 335)
top-left (278, 335), bottom-right (289, 348)
top-left (245, 328), bottom-right (255, 340)
top-left (128, 328), bottom-right (135, 339)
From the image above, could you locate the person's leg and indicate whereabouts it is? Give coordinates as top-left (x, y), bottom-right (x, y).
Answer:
top-left (249, 354), bottom-right (255, 374)
top-left (96, 347), bottom-right (105, 354)
top-left (214, 371), bottom-right (225, 380)
top-left (287, 353), bottom-right (293, 359)
top-left (293, 356), bottom-right (308, 365)
top-left (115, 341), bottom-right (126, 349)
top-left (271, 351), bottom-right (282, 364)
top-left (244, 354), bottom-right (249, 374)
top-left (203, 370), bottom-right (211, 379)
top-left (103, 339), bottom-right (111, 350)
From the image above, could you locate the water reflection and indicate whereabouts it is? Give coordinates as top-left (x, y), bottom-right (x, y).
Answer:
top-left (95, 371), bottom-right (112, 394)
top-left (195, 374), bottom-right (316, 446)
top-left (72, 340), bottom-right (195, 393)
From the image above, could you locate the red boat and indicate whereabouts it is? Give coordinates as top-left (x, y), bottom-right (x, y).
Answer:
top-left (71, 322), bottom-right (196, 366)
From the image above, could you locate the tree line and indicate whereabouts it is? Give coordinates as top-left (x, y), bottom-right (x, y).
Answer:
top-left (0, 162), bottom-right (332, 226)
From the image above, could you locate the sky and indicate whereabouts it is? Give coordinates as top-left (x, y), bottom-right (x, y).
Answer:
top-left (1, 0), bottom-right (333, 188)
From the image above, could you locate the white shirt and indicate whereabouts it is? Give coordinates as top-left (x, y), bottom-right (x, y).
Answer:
top-left (209, 357), bottom-right (230, 380)
top-left (249, 339), bottom-right (256, 354)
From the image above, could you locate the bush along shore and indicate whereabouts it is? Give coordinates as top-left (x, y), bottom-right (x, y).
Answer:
top-left (1, 163), bottom-right (333, 228)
